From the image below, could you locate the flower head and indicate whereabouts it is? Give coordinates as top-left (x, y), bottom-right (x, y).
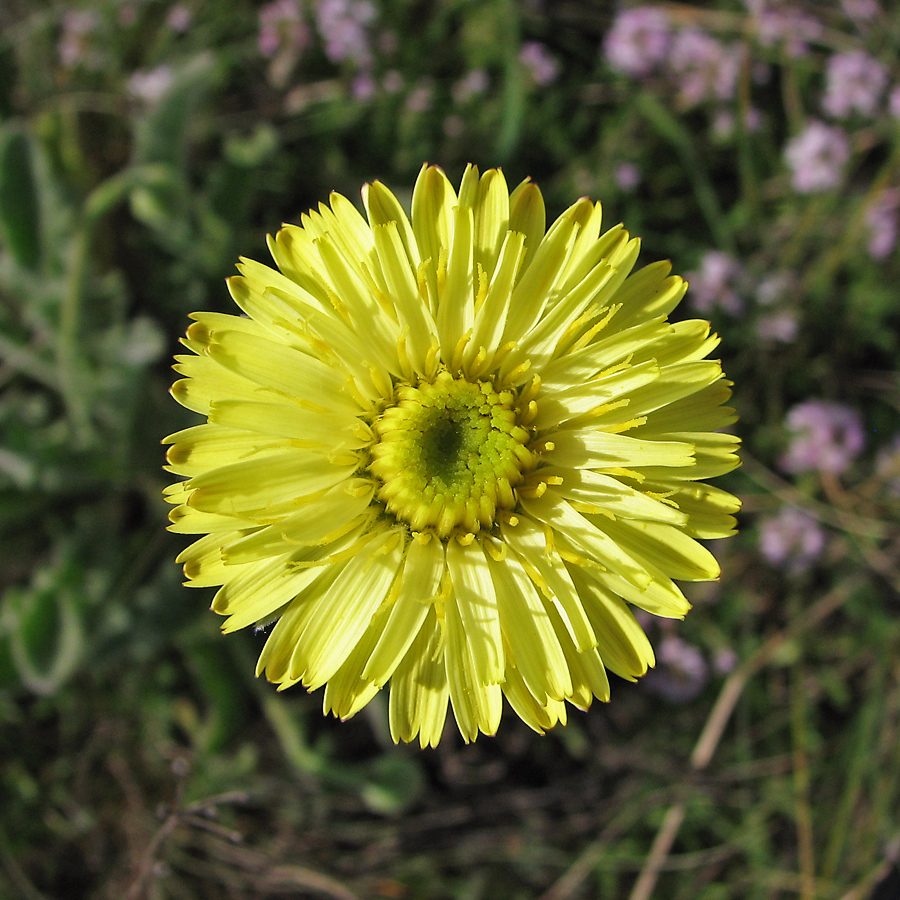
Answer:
top-left (784, 121), bottom-right (850, 193)
top-left (822, 51), bottom-right (887, 119)
top-left (258, 0), bottom-right (309, 59)
top-left (758, 507), bottom-right (826, 572)
top-left (127, 65), bottom-right (175, 105)
top-left (841, 0), bottom-right (880, 20)
top-left (603, 7), bottom-right (672, 78)
top-left (519, 42), bottom-right (560, 87)
top-left (687, 251), bottom-right (744, 316)
top-left (58, 9), bottom-right (103, 70)
top-left (644, 635), bottom-right (709, 703)
top-left (780, 400), bottom-right (864, 475)
top-left (890, 85), bottom-right (900, 119)
top-left (165, 165), bottom-right (741, 745)
top-left (865, 188), bottom-right (899, 260)
top-left (751, 3), bottom-right (822, 57)
top-left (314, 0), bottom-right (376, 67)
top-left (666, 29), bottom-right (742, 108)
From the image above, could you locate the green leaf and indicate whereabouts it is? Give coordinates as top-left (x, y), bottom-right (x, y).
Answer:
top-left (0, 126), bottom-right (41, 270)
top-left (360, 752), bottom-right (425, 816)
top-left (4, 581), bottom-right (83, 696)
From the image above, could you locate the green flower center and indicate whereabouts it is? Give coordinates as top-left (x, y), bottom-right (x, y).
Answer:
top-left (368, 372), bottom-right (535, 538)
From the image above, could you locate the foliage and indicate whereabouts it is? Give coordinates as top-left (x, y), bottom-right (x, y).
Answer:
top-left (0, 0), bottom-right (898, 898)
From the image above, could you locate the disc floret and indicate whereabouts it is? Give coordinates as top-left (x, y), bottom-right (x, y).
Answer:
top-left (368, 371), bottom-right (536, 538)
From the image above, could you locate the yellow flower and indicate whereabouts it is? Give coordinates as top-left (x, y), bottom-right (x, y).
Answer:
top-left (164, 164), bottom-right (740, 746)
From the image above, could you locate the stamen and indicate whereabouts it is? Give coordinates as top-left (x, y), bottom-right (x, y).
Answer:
top-left (473, 263), bottom-right (489, 314)
top-left (567, 302), bottom-right (621, 354)
top-left (519, 374), bottom-right (542, 405)
top-left (516, 400), bottom-right (536, 427)
top-left (450, 331), bottom-right (471, 373)
top-left (370, 366), bottom-right (393, 401)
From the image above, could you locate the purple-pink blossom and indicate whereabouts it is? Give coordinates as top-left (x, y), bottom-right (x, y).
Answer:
top-left (756, 272), bottom-right (793, 305)
top-left (519, 42), bottom-right (560, 87)
top-left (750, 2), bottom-right (822, 57)
top-left (754, 273), bottom-right (798, 341)
top-left (166, 5), bottom-right (193, 32)
top-left (258, 0), bottom-right (309, 59)
top-left (865, 189), bottom-right (899, 260)
top-left (451, 69), bottom-right (489, 105)
top-left (841, 0), bottom-right (880, 20)
top-left (614, 162), bottom-right (641, 191)
top-left (712, 108), bottom-right (763, 140)
top-left (58, 9), bottom-right (103, 69)
top-left (405, 82), bottom-right (433, 114)
top-left (756, 311), bottom-right (799, 343)
top-left (127, 65), bottom-right (175, 104)
top-left (758, 508), bottom-right (827, 572)
top-left (351, 72), bottom-right (376, 102)
top-left (784, 121), bottom-right (850, 193)
top-left (603, 7), bottom-right (672, 78)
top-left (645, 636), bottom-right (710, 703)
top-left (314, 0), bottom-right (376, 67)
top-left (890, 85), bottom-right (900, 119)
top-left (687, 251), bottom-right (744, 315)
top-left (712, 647), bottom-right (738, 676)
top-left (822, 51), bottom-right (887, 118)
top-left (780, 400), bottom-right (865, 475)
top-left (667, 29), bottom-right (742, 107)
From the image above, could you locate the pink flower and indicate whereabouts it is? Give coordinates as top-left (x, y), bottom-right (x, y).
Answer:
top-left (780, 400), bottom-right (865, 475)
top-left (127, 65), bottom-right (175, 104)
top-left (614, 162), bottom-right (641, 191)
top-left (58, 9), bottom-right (102, 69)
top-left (166, 5), bottom-right (193, 32)
top-left (754, 273), bottom-right (798, 341)
top-left (351, 72), bottom-right (376, 101)
top-left (784, 121), bottom-right (850, 193)
top-left (315, 0), bottom-right (376, 67)
top-left (756, 311), bottom-right (799, 342)
top-left (451, 69), bottom-right (489, 105)
top-left (712, 107), bottom-right (763, 140)
top-left (713, 647), bottom-right (738, 676)
top-left (890, 85), bottom-right (900, 119)
top-left (751, 3), bottom-right (822, 57)
top-left (667, 29), bottom-right (742, 107)
top-left (865, 189), bottom-right (899, 260)
top-left (604, 7), bottom-right (672, 78)
top-left (758, 508), bottom-right (826, 572)
top-left (687, 251), bottom-right (744, 315)
top-left (405, 82), bottom-right (433, 114)
top-left (822, 51), bottom-right (887, 118)
top-left (258, 0), bottom-right (308, 59)
top-left (841, 0), bottom-right (880, 20)
top-left (756, 272), bottom-right (793, 305)
top-left (645, 636), bottom-right (710, 703)
top-left (519, 42), bottom-right (560, 86)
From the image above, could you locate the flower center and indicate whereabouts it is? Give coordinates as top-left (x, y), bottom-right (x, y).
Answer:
top-left (368, 372), bottom-right (535, 538)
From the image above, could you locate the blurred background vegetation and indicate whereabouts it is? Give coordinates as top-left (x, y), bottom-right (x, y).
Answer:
top-left (1, 0), bottom-right (899, 898)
